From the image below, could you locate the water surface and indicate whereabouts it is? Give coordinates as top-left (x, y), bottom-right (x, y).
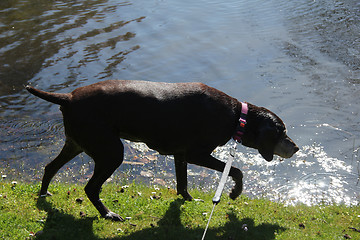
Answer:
top-left (1, 0), bottom-right (359, 205)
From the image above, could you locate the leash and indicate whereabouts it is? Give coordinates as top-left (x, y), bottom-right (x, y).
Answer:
top-left (201, 102), bottom-right (248, 240)
top-left (201, 144), bottom-right (236, 240)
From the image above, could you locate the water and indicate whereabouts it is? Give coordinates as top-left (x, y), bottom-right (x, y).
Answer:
top-left (1, 0), bottom-right (359, 206)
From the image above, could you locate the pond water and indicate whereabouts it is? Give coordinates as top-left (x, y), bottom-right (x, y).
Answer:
top-left (1, 0), bottom-right (359, 206)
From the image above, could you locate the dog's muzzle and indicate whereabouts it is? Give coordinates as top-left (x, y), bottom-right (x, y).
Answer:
top-left (274, 136), bottom-right (299, 159)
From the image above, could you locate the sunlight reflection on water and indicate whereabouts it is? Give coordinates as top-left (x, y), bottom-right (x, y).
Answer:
top-left (1, 0), bottom-right (360, 206)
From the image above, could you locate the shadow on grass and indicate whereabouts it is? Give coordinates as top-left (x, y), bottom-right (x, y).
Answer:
top-left (36, 197), bottom-right (99, 239)
top-left (36, 198), bottom-right (286, 240)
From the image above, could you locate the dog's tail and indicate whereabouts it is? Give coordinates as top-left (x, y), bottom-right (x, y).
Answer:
top-left (25, 86), bottom-right (71, 105)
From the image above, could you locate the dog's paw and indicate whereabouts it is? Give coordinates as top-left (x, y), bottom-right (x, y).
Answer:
top-left (104, 212), bottom-right (124, 222)
top-left (229, 181), bottom-right (243, 200)
top-left (39, 191), bottom-right (52, 197)
top-left (177, 191), bottom-right (193, 201)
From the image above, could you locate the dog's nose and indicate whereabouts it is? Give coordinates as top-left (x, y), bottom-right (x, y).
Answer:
top-left (293, 145), bottom-right (299, 153)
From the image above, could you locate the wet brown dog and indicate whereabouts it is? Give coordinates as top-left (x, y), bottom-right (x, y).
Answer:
top-left (26, 80), bottom-right (298, 221)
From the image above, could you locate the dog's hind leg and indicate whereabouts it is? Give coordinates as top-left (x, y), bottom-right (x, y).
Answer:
top-left (40, 139), bottom-right (82, 196)
top-left (174, 154), bottom-right (193, 201)
top-left (84, 138), bottom-right (124, 221)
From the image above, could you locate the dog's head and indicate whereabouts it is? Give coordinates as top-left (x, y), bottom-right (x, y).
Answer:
top-left (242, 104), bottom-right (299, 161)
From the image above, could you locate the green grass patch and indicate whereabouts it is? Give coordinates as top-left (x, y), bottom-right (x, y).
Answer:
top-left (0, 181), bottom-right (359, 239)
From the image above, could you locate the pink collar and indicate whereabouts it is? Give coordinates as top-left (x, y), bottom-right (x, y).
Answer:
top-left (233, 102), bottom-right (248, 143)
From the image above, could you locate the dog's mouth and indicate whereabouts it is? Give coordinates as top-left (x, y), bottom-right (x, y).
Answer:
top-left (275, 148), bottom-right (298, 159)
top-left (274, 137), bottom-right (299, 159)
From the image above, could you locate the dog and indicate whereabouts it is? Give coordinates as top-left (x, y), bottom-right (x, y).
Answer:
top-left (26, 80), bottom-right (298, 221)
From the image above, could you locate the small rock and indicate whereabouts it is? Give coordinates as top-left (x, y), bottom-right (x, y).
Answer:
top-left (140, 170), bottom-right (154, 178)
top-left (344, 234), bottom-right (352, 239)
top-left (138, 157), bottom-right (150, 164)
top-left (242, 224), bottom-right (248, 231)
top-left (299, 223), bottom-right (306, 229)
top-left (150, 194), bottom-right (161, 200)
top-left (76, 197), bottom-right (84, 203)
top-left (1, 175), bottom-right (7, 179)
top-left (200, 170), bottom-right (209, 178)
top-left (146, 154), bottom-right (157, 161)
top-left (153, 178), bottom-right (166, 186)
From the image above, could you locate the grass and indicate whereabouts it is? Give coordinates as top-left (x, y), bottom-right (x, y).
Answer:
top-left (0, 181), bottom-right (359, 240)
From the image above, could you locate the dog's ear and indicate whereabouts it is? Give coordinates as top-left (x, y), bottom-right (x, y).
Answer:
top-left (257, 127), bottom-right (277, 161)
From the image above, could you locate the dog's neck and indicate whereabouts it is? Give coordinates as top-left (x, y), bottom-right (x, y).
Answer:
top-left (233, 102), bottom-right (248, 143)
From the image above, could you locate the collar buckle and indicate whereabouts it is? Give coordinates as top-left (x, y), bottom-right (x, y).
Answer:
top-left (233, 102), bottom-right (248, 143)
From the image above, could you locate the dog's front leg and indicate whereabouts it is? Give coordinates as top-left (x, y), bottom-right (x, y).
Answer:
top-left (186, 153), bottom-right (243, 200)
top-left (174, 155), bottom-right (193, 201)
